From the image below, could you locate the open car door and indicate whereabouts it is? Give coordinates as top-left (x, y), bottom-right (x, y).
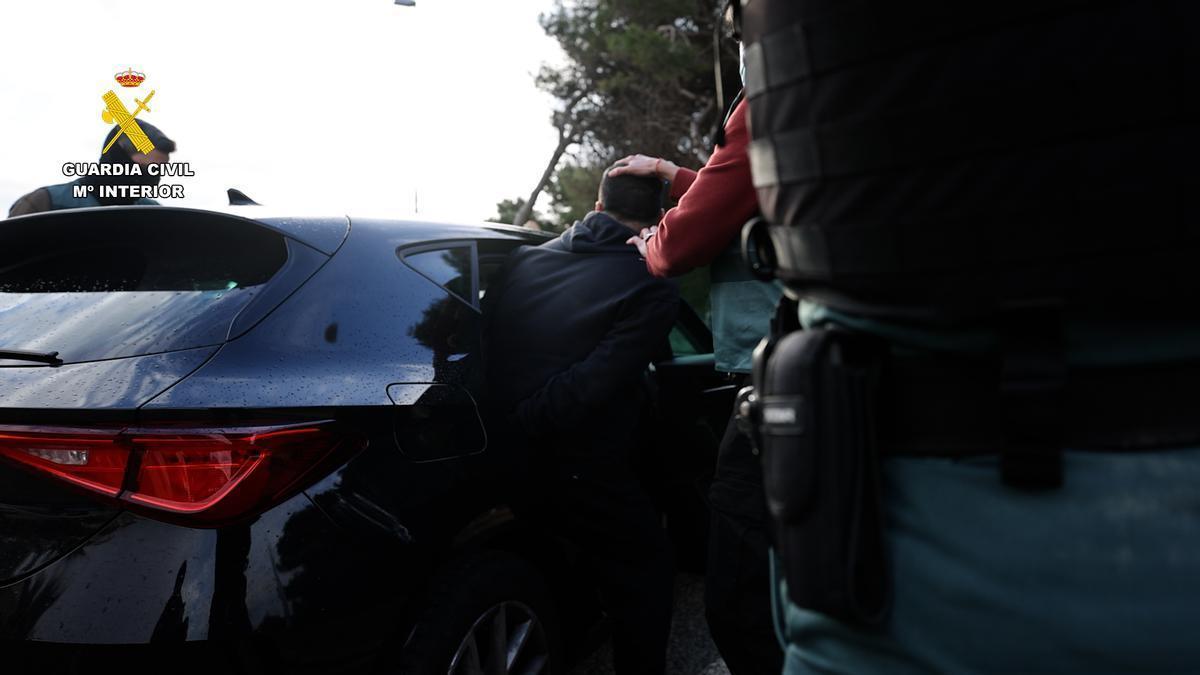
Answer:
top-left (642, 297), bottom-right (741, 570)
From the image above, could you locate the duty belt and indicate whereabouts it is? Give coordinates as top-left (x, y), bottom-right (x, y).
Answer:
top-left (881, 355), bottom-right (1200, 458)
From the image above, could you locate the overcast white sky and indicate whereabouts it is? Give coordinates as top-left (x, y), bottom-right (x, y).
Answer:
top-left (0, 0), bottom-right (564, 222)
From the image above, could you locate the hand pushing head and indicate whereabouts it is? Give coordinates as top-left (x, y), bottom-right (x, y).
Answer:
top-left (596, 162), bottom-right (667, 231)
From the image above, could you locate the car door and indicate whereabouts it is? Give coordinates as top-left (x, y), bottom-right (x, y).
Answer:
top-left (390, 241), bottom-right (488, 462)
top-left (642, 285), bottom-right (741, 570)
top-left (388, 235), bottom-right (543, 463)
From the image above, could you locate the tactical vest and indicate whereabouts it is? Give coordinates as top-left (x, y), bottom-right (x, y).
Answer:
top-left (738, 0), bottom-right (1199, 321)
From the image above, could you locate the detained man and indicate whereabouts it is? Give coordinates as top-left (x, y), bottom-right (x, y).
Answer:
top-left (482, 166), bottom-right (680, 675)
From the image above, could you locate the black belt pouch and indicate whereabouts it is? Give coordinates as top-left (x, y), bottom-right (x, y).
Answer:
top-left (757, 328), bottom-right (890, 625)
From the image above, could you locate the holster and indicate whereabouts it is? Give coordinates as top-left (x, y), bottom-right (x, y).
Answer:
top-left (747, 305), bottom-right (891, 626)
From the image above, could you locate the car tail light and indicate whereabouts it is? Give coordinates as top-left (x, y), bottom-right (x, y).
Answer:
top-left (0, 422), bottom-right (365, 526)
top-left (0, 427), bottom-right (126, 496)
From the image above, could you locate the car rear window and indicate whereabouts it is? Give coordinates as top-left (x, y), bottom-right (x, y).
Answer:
top-left (0, 209), bottom-right (289, 364)
top-left (399, 243), bottom-right (477, 309)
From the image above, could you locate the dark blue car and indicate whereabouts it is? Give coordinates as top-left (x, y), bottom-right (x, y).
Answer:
top-left (0, 206), bottom-right (733, 674)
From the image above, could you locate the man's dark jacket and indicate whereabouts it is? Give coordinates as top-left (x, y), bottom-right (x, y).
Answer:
top-left (483, 211), bottom-right (679, 448)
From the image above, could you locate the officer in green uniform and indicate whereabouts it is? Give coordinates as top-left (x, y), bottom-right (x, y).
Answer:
top-left (8, 121), bottom-right (175, 217)
top-left (734, 0), bottom-right (1200, 672)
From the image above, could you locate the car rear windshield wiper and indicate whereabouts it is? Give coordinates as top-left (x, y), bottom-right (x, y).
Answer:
top-left (0, 349), bottom-right (63, 365)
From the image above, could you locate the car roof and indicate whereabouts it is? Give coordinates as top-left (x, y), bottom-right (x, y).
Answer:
top-left (215, 205), bottom-right (553, 252)
top-left (5, 204), bottom-right (552, 255)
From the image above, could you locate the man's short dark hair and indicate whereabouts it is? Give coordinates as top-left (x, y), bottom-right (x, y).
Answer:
top-left (600, 164), bottom-right (666, 224)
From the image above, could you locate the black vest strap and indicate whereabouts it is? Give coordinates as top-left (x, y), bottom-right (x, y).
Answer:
top-left (743, 1), bottom-right (1099, 99)
top-left (713, 89), bottom-right (745, 149)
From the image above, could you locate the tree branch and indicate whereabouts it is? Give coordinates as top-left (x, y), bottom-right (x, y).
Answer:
top-left (513, 91), bottom-right (588, 227)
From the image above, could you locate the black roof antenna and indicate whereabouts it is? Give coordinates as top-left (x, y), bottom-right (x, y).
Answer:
top-left (227, 188), bottom-right (260, 206)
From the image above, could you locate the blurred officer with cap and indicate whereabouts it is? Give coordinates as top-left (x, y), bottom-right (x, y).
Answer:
top-left (8, 121), bottom-right (176, 217)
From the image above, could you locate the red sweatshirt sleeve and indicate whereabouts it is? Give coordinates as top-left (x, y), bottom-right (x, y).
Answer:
top-left (644, 100), bottom-right (758, 278)
top-left (670, 168), bottom-right (698, 200)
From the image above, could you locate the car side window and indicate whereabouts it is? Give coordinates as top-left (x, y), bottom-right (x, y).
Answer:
top-left (477, 237), bottom-right (534, 298)
top-left (669, 325), bottom-right (703, 357)
top-left (664, 269), bottom-right (714, 357)
top-left (399, 243), bottom-right (478, 310)
top-left (676, 267), bottom-right (711, 328)
top-left (669, 297), bottom-right (716, 358)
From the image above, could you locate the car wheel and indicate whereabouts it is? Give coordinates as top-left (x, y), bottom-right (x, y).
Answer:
top-left (392, 550), bottom-right (561, 675)
top-left (448, 599), bottom-right (550, 675)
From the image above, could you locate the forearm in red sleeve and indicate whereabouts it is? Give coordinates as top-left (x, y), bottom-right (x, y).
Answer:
top-left (669, 168), bottom-right (698, 200)
top-left (643, 101), bottom-right (758, 278)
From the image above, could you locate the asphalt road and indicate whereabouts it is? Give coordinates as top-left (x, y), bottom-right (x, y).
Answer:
top-left (569, 574), bottom-right (731, 675)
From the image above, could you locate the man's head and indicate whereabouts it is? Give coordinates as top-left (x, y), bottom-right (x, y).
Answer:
top-left (595, 163), bottom-right (666, 229)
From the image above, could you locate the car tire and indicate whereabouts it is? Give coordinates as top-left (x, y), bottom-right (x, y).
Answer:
top-left (391, 550), bottom-right (562, 675)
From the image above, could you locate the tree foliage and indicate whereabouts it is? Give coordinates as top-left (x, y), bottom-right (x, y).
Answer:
top-left (540, 0), bottom-right (738, 163)
top-left (495, 0), bottom-right (740, 229)
top-left (545, 161), bottom-right (605, 228)
top-left (488, 198), bottom-right (529, 225)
